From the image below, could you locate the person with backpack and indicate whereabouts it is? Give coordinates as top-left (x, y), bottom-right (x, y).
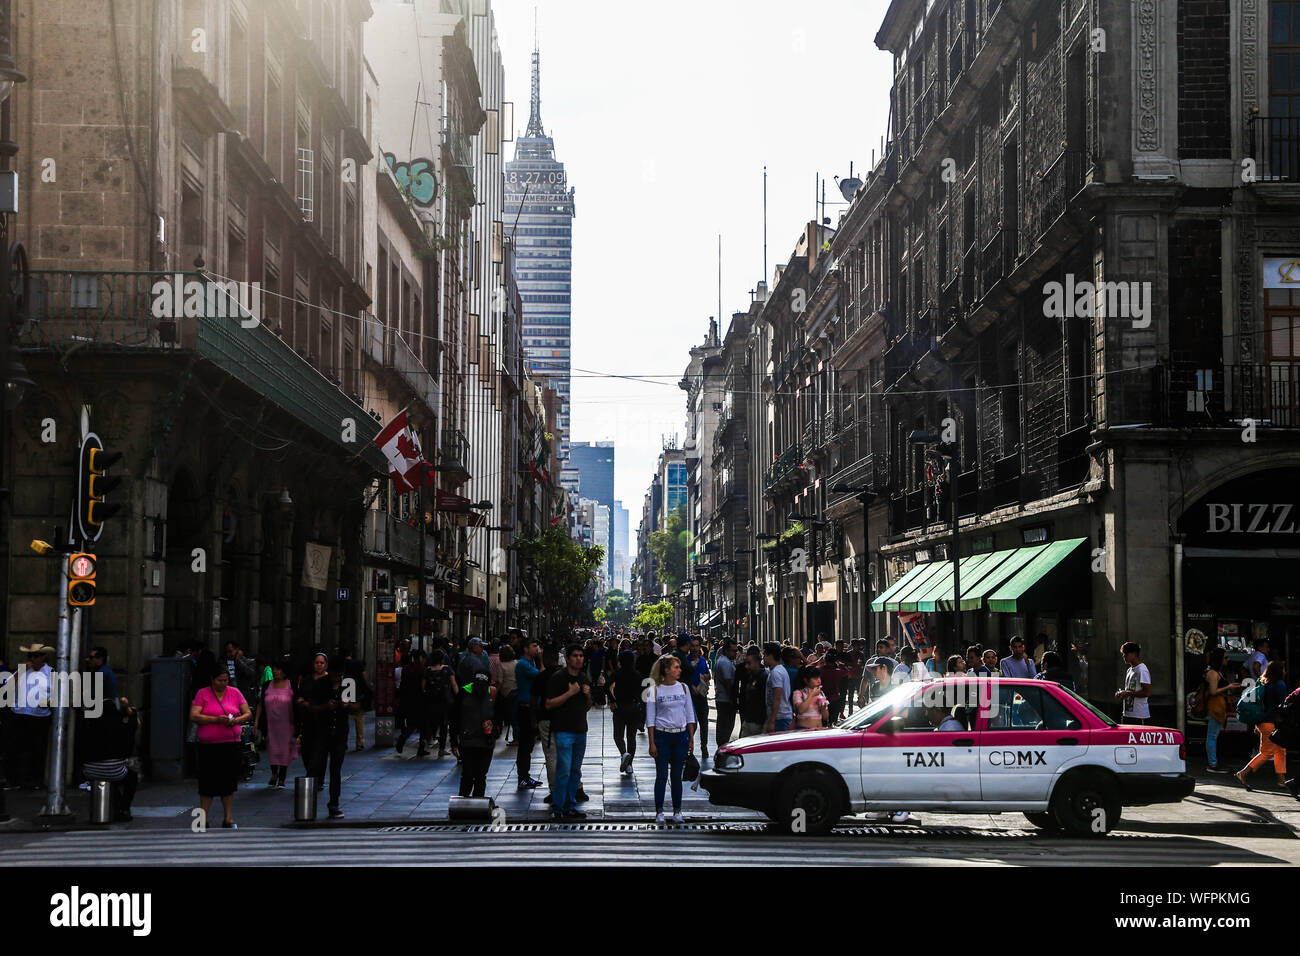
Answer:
top-left (424, 650), bottom-right (456, 759)
top-left (1237, 661), bottom-right (1289, 790)
top-left (1198, 647), bottom-right (1241, 773)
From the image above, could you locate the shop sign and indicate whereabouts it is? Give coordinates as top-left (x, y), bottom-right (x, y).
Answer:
top-left (1176, 467), bottom-right (1300, 546)
top-left (1263, 257), bottom-right (1300, 288)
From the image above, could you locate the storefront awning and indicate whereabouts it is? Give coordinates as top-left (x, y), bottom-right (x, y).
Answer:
top-left (954, 545), bottom-right (1047, 611)
top-left (698, 608), bottom-right (722, 628)
top-left (908, 551), bottom-right (1000, 612)
top-left (987, 538), bottom-right (1088, 613)
top-left (873, 560), bottom-right (951, 613)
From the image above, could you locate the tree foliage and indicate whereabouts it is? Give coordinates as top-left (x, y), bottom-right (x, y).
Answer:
top-left (633, 600), bottom-right (674, 632)
top-left (515, 528), bottom-right (605, 645)
top-left (603, 588), bottom-right (633, 625)
top-left (648, 504), bottom-right (690, 594)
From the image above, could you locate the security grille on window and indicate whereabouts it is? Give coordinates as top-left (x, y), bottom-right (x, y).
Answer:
top-left (297, 147), bottom-right (314, 222)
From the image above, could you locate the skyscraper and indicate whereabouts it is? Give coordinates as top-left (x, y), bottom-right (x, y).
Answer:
top-left (505, 39), bottom-right (576, 463)
top-left (570, 441), bottom-right (615, 580)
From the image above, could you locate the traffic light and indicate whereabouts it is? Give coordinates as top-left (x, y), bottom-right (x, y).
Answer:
top-left (77, 432), bottom-right (123, 542)
top-left (68, 552), bottom-right (96, 607)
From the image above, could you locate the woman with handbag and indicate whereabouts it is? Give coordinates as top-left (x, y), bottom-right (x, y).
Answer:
top-left (189, 669), bottom-right (252, 828)
top-left (1202, 648), bottom-right (1240, 773)
top-left (1237, 661), bottom-right (1288, 790)
top-left (647, 654), bottom-right (696, 825)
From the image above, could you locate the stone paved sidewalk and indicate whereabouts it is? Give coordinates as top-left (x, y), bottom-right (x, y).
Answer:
top-left (4, 704), bottom-right (1299, 834)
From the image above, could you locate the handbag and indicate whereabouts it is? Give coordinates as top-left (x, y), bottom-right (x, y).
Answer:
top-left (683, 752), bottom-right (700, 783)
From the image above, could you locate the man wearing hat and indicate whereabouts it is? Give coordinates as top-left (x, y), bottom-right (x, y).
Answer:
top-left (457, 637), bottom-right (491, 687)
top-left (453, 671), bottom-right (496, 797)
top-left (4, 644), bottom-right (54, 789)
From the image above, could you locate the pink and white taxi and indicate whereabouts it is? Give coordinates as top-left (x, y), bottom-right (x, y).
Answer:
top-left (700, 677), bottom-right (1193, 836)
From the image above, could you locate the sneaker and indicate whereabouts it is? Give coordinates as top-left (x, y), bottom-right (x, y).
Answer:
top-left (1206, 765), bottom-right (1230, 774)
top-left (222, 820), bottom-right (237, 829)
top-left (576, 789), bottom-right (590, 803)
top-left (672, 812), bottom-right (685, 824)
top-left (79, 782), bottom-right (91, 791)
top-left (542, 793), bottom-right (552, 804)
top-left (654, 812), bottom-right (666, 824)
top-left (562, 809), bottom-right (587, 821)
top-left (328, 807), bottom-right (345, 819)
top-left (517, 778), bottom-right (541, 790)
top-left (890, 811), bottom-right (913, 824)
top-left (551, 813), bottom-right (565, 822)
top-left (619, 753), bottom-right (633, 773)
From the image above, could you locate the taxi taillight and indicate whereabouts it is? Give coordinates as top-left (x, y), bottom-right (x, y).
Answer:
top-left (1179, 743), bottom-right (1186, 761)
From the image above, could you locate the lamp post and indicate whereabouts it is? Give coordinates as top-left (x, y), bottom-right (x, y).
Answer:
top-left (908, 430), bottom-right (961, 647)
top-left (736, 548), bottom-right (755, 645)
top-left (788, 513), bottom-right (828, 647)
top-left (831, 483), bottom-right (877, 645)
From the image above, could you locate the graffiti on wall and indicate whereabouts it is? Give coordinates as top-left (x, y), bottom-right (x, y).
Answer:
top-left (383, 152), bottom-right (438, 207)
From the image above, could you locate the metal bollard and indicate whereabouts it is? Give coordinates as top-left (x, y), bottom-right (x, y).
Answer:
top-left (294, 777), bottom-right (317, 822)
top-left (88, 780), bottom-right (114, 824)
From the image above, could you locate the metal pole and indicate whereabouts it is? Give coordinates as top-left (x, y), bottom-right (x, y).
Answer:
top-left (951, 461), bottom-right (962, 648)
top-left (1173, 538), bottom-right (1185, 735)
top-left (861, 493), bottom-right (870, 646)
top-left (40, 563), bottom-right (77, 820)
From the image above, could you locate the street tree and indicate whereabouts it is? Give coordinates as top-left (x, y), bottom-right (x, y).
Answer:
top-left (514, 528), bottom-right (605, 645)
top-left (648, 504), bottom-right (690, 593)
top-left (633, 600), bottom-right (674, 632)
top-left (603, 588), bottom-right (633, 625)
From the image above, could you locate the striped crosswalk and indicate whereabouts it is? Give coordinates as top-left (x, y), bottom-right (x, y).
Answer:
top-left (0, 823), bottom-right (1289, 866)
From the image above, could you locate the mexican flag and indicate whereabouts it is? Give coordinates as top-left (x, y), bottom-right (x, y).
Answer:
top-left (374, 411), bottom-right (434, 494)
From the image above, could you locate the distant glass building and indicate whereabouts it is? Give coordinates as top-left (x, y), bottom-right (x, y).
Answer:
top-left (505, 42), bottom-right (575, 462)
top-left (666, 461), bottom-right (688, 516)
top-left (570, 441), bottom-right (615, 579)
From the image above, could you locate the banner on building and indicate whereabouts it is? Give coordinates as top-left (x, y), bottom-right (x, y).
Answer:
top-left (301, 542), bottom-right (332, 591)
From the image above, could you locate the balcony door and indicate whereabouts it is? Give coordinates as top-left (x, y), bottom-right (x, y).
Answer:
top-left (1266, 289), bottom-right (1300, 425)
top-left (1270, 1), bottom-right (1300, 178)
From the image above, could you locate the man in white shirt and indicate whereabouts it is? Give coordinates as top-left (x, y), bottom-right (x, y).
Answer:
top-left (762, 643), bottom-right (793, 733)
top-left (5, 645), bottom-right (54, 789)
top-left (1249, 638), bottom-right (1270, 681)
top-left (1116, 641), bottom-right (1152, 723)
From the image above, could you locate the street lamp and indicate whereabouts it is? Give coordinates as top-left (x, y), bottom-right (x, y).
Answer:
top-left (832, 483), bottom-right (877, 646)
top-left (908, 429), bottom-right (961, 647)
top-left (788, 512), bottom-right (828, 646)
top-left (736, 548), bottom-right (756, 644)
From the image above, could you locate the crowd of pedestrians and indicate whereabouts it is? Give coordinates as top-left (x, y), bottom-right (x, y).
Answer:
top-left (0, 620), bottom-right (1295, 827)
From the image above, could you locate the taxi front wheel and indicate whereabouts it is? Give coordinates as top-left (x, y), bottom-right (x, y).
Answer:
top-left (1050, 774), bottom-right (1121, 837)
top-left (773, 770), bottom-right (844, 836)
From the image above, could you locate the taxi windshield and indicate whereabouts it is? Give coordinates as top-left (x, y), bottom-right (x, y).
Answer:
top-left (837, 683), bottom-right (919, 730)
top-left (1055, 683), bottom-right (1118, 726)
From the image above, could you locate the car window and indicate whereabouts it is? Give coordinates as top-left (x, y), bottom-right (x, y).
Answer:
top-left (988, 685), bottom-right (1070, 730)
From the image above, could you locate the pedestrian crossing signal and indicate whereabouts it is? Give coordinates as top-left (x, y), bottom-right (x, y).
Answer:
top-left (68, 552), bottom-right (96, 606)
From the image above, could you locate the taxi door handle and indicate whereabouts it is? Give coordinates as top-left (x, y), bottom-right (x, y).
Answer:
top-left (1056, 737), bottom-right (1079, 745)
top-left (953, 738), bottom-right (974, 747)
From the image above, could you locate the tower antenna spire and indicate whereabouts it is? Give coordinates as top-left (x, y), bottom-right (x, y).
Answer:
top-left (527, 11), bottom-right (544, 137)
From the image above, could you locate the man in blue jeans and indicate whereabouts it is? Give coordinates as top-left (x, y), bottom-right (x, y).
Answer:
top-left (544, 644), bottom-right (592, 820)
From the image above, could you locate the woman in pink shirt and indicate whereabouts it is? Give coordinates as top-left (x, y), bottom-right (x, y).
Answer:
top-left (792, 666), bottom-right (830, 730)
top-left (189, 670), bottom-right (252, 828)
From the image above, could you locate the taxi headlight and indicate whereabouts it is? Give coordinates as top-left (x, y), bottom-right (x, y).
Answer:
top-left (716, 752), bottom-right (744, 771)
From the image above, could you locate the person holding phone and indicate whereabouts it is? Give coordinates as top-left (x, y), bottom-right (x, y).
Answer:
top-left (189, 670), bottom-right (252, 828)
top-left (792, 666), bottom-right (830, 730)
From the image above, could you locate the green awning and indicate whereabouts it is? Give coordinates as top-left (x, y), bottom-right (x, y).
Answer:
top-left (910, 552), bottom-right (999, 612)
top-left (987, 537), bottom-right (1089, 613)
top-left (878, 560), bottom-right (952, 612)
top-left (957, 545), bottom-right (1049, 611)
top-left (871, 560), bottom-right (942, 612)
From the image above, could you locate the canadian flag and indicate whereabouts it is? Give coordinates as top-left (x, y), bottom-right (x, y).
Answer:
top-left (374, 411), bottom-right (434, 494)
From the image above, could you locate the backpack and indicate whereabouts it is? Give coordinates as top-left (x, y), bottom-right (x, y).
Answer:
top-left (1236, 681), bottom-right (1269, 725)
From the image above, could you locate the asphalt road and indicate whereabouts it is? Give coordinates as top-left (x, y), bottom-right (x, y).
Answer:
top-left (0, 818), bottom-right (1295, 866)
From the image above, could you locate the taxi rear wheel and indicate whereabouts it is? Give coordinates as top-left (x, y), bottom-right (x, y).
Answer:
top-left (773, 770), bottom-right (844, 836)
top-left (1050, 774), bottom-right (1121, 837)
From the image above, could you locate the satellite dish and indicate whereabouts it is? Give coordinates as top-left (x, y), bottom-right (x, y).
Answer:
top-left (838, 177), bottom-right (863, 201)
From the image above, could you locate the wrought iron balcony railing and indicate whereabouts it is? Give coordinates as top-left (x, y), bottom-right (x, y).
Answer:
top-left (1038, 149), bottom-right (1088, 236)
top-left (22, 270), bottom-right (384, 466)
top-left (1249, 116), bottom-right (1300, 183)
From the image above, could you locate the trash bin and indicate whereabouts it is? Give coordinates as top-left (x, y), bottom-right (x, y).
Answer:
top-left (447, 795), bottom-right (496, 821)
top-left (294, 777), bottom-right (317, 822)
top-left (89, 780), bottom-right (114, 824)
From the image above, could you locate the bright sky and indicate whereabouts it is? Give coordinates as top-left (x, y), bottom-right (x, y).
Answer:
top-left (491, 0), bottom-right (896, 525)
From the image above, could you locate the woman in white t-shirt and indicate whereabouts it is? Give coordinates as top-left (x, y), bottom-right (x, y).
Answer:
top-left (646, 654), bottom-right (696, 824)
